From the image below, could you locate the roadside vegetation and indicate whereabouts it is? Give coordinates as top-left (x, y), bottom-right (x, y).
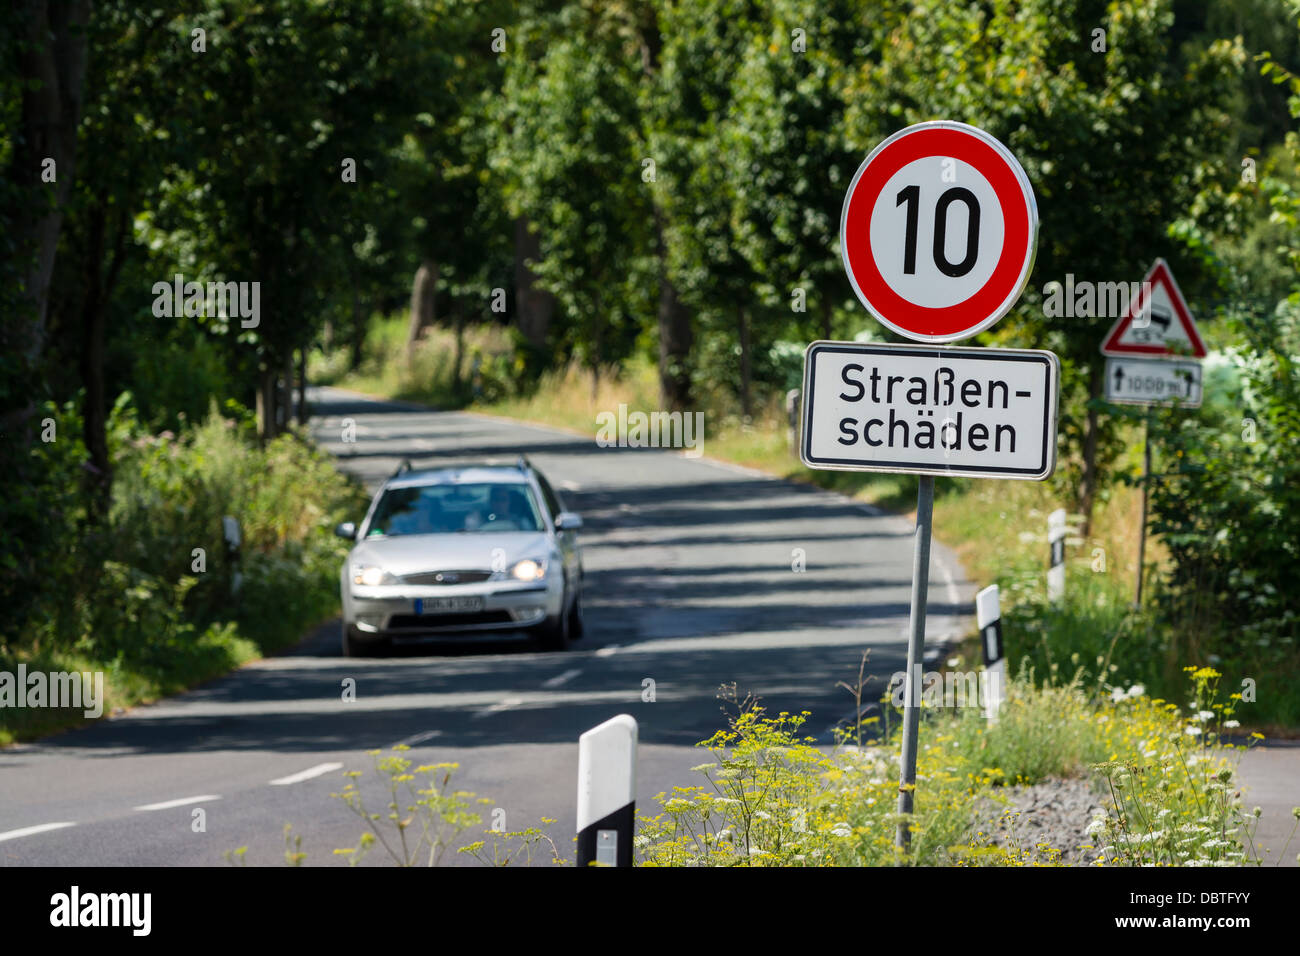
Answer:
top-left (636, 667), bottom-right (1272, 866)
top-left (239, 666), bottom-right (1292, 866)
top-left (0, 399), bottom-right (366, 746)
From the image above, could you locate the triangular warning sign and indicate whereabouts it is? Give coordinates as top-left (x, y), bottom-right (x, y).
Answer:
top-left (1100, 259), bottom-right (1207, 358)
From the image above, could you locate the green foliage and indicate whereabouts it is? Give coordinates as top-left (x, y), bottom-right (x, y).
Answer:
top-left (490, 3), bottom-right (656, 367)
top-left (637, 706), bottom-right (848, 866)
top-left (637, 669), bottom-right (1264, 867)
top-left (1088, 667), bottom-right (1261, 866)
top-left (0, 396), bottom-right (366, 743)
top-left (328, 747), bottom-right (566, 867)
top-left (1143, 307), bottom-right (1300, 722)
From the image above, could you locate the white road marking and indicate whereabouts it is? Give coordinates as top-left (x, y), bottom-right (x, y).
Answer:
top-left (394, 729), bottom-right (442, 747)
top-left (560, 480), bottom-right (581, 492)
top-left (938, 560), bottom-right (960, 608)
top-left (0, 821), bottom-right (76, 843)
top-left (133, 795), bottom-right (221, 812)
top-left (542, 668), bottom-right (582, 688)
top-left (594, 645), bottom-right (620, 657)
top-left (269, 762), bottom-right (344, 786)
top-left (472, 696), bottom-right (523, 719)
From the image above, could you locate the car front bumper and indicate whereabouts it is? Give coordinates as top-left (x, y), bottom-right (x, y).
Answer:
top-left (343, 578), bottom-right (562, 638)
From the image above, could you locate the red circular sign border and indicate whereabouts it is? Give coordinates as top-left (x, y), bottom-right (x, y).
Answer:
top-left (841, 123), bottom-right (1036, 342)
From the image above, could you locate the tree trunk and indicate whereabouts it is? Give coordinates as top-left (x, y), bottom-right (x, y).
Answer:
top-left (280, 352), bottom-right (294, 431)
top-left (452, 302), bottom-right (465, 391)
top-left (77, 194), bottom-right (130, 519)
top-left (1078, 361), bottom-right (1105, 536)
top-left (296, 347), bottom-right (308, 425)
top-left (7, 0), bottom-right (92, 365)
top-left (256, 364), bottom-right (278, 442)
top-left (79, 199), bottom-right (110, 518)
top-left (738, 307), bottom-right (753, 419)
top-left (514, 216), bottom-right (553, 350)
top-left (406, 256), bottom-right (437, 363)
top-left (656, 258), bottom-right (692, 411)
top-left (349, 281), bottom-right (366, 372)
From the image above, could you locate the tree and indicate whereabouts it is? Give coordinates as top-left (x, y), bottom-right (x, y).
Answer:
top-left (841, 0), bottom-right (1246, 531)
top-left (491, 3), bottom-right (656, 378)
top-left (142, 0), bottom-right (439, 438)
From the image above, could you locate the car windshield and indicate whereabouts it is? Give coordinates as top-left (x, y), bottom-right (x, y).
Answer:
top-left (366, 481), bottom-right (544, 537)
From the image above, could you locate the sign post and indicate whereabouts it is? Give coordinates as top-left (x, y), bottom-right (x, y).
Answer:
top-left (814, 120), bottom-right (1050, 852)
top-left (895, 473), bottom-right (933, 848)
top-left (1135, 414), bottom-right (1152, 609)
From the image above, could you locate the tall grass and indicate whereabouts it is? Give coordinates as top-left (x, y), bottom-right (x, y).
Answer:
top-left (0, 399), bottom-right (368, 746)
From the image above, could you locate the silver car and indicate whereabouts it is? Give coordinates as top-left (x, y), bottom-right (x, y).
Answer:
top-left (333, 458), bottom-right (584, 656)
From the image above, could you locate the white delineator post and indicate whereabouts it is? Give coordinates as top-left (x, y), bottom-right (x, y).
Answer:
top-left (1047, 508), bottom-right (1066, 603)
top-left (576, 714), bottom-right (637, 867)
top-left (222, 515), bottom-right (242, 597)
top-left (976, 585), bottom-right (1005, 721)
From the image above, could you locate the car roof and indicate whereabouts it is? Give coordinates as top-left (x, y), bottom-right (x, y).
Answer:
top-left (384, 464), bottom-right (533, 491)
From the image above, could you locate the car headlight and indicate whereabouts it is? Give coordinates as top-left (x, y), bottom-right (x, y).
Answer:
top-left (352, 565), bottom-right (398, 587)
top-left (509, 557), bottom-right (547, 582)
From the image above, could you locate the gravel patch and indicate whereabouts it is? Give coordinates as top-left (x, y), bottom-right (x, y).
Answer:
top-left (972, 774), bottom-right (1110, 865)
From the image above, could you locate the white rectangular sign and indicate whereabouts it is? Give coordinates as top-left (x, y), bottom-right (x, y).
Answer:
top-left (1104, 357), bottom-right (1202, 407)
top-left (800, 342), bottom-right (1059, 480)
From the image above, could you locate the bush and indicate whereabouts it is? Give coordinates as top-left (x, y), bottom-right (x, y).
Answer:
top-left (634, 671), bottom-right (1263, 867)
top-left (1145, 304), bottom-right (1300, 725)
top-left (0, 393), bottom-right (368, 743)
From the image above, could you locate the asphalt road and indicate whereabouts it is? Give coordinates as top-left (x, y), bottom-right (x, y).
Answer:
top-left (0, 385), bottom-right (980, 866)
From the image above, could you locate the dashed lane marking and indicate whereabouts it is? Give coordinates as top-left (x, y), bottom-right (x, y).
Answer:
top-left (133, 795), bottom-right (221, 812)
top-left (0, 822), bottom-right (76, 843)
top-left (270, 762), bottom-right (344, 786)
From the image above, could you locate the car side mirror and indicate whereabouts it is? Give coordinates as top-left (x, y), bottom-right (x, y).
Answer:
top-left (555, 512), bottom-right (583, 531)
top-left (334, 521), bottom-right (357, 540)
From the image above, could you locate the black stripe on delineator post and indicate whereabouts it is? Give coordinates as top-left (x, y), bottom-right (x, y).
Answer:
top-left (576, 802), bottom-right (635, 868)
top-left (981, 619), bottom-right (1004, 667)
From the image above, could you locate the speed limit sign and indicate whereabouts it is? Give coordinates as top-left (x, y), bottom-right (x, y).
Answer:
top-left (840, 121), bottom-right (1038, 343)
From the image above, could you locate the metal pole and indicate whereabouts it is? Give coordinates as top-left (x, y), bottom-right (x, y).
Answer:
top-left (895, 474), bottom-right (934, 852)
top-left (1134, 416), bottom-right (1150, 609)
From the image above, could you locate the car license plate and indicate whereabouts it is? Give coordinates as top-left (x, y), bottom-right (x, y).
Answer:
top-left (415, 596), bottom-right (484, 615)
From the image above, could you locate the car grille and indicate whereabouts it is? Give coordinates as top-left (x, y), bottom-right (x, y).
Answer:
top-left (399, 569), bottom-right (494, 586)
top-left (388, 611), bottom-right (514, 630)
